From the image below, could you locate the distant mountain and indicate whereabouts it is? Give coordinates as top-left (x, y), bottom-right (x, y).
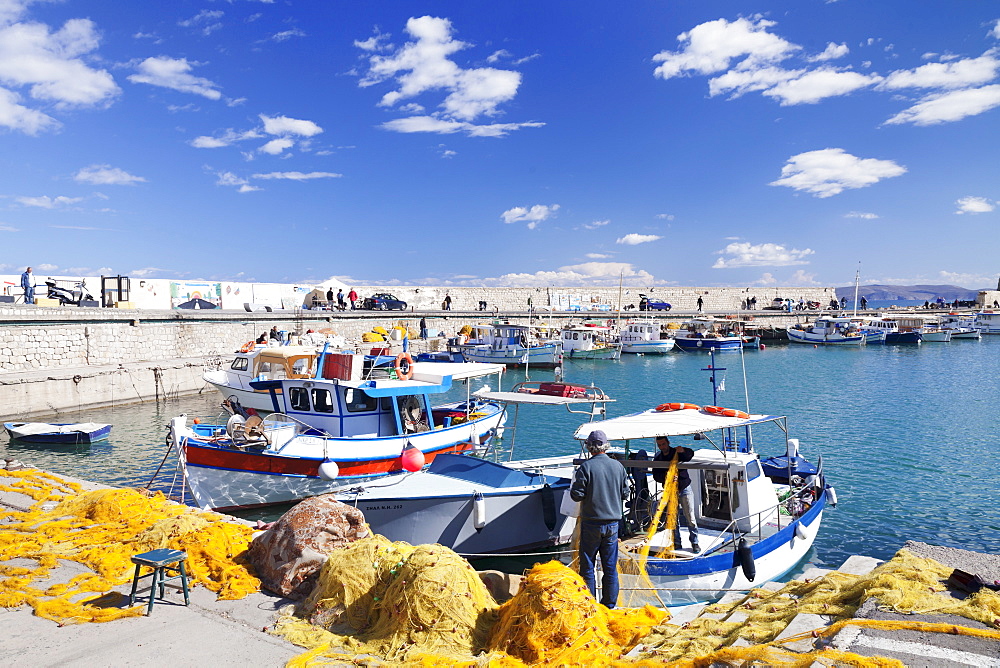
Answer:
top-left (835, 284), bottom-right (983, 301)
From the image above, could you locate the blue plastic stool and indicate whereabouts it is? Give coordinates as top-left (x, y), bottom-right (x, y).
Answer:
top-left (128, 548), bottom-right (190, 615)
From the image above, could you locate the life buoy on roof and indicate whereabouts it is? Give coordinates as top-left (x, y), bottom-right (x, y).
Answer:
top-left (701, 405), bottom-right (750, 419)
top-left (655, 402), bottom-right (701, 412)
top-left (239, 341), bottom-right (255, 353)
top-left (394, 352), bottom-right (414, 381)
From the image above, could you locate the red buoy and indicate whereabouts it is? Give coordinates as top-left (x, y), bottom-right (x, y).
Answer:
top-left (401, 443), bottom-right (425, 472)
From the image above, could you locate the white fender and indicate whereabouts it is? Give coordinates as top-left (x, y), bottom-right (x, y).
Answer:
top-left (318, 459), bottom-right (340, 481)
top-left (473, 492), bottom-right (487, 530)
top-left (826, 486), bottom-right (838, 507)
top-left (794, 522), bottom-right (808, 541)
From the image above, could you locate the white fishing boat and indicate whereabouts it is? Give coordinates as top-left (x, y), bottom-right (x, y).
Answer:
top-left (457, 323), bottom-right (563, 367)
top-left (333, 380), bottom-right (614, 555)
top-left (203, 344), bottom-right (322, 412)
top-left (618, 320), bottom-right (675, 354)
top-left (974, 311), bottom-right (1000, 335)
top-left (914, 316), bottom-right (952, 342)
top-left (573, 402), bottom-right (834, 606)
top-left (171, 355), bottom-right (508, 511)
top-left (787, 316), bottom-right (873, 345)
top-left (560, 324), bottom-right (622, 360)
top-left (940, 313), bottom-right (981, 339)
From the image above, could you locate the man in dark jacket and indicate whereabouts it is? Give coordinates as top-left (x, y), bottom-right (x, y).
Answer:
top-left (570, 429), bottom-right (630, 608)
top-left (653, 436), bottom-right (700, 553)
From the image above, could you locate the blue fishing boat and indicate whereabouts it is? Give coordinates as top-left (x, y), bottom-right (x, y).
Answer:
top-left (4, 422), bottom-right (112, 444)
top-left (672, 317), bottom-right (754, 351)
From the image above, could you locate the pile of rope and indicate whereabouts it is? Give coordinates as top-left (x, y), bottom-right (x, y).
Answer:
top-left (0, 469), bottom-right (260, 624)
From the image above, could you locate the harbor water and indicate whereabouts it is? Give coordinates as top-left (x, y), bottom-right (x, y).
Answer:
top-left (3, 337), bottom-right (999, 570)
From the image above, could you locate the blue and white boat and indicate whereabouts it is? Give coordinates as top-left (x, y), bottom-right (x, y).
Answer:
top-left (560, 324), bottom-right (622, 360)
top-left (4, 421), bottom-right (112, 444)
top-left (672, 317), bottom-right (752, 351)
top-left (573, 403), bottom-right (833, 606)
top-left (457, 323), bottom-right (563, 367)
top-left (860, 317), bottom-right (921, 344)
top-left (940, 313), bottom-right (981, 339)
top-left (618, 320), bottom-right (675, 354)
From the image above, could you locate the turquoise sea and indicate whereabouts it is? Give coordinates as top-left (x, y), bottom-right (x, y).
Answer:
top-left (3, 337), bottom-right (999, 570)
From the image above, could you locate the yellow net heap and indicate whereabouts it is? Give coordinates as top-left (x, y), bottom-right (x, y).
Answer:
top-left (0, 468), bottom-right (260, 624)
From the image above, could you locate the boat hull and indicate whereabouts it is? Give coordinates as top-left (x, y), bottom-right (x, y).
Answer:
top-left (623, 491), bottom-right (825, 606)
top-left (621, 340), bottom-right (675, 354)
top-left (565, 345), bottom-right (622, 360)
top-left (4, 422), bottom-right (112, 444)
top-left (203, 371), bottom-right (280, 412)
top-left (787, 329), bottom-right (865, 345)
top-left (175, 410), bottom-right (505, 511)
top-left (461, 343), bottom-right (563, 367)
top-left (339, 481), bottom-right (577, 554)
top-left (673, 336), bottom-right (743, 351)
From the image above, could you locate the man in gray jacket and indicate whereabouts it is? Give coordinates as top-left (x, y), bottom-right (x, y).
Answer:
top-left (570, 429), bottom-right (630, 608)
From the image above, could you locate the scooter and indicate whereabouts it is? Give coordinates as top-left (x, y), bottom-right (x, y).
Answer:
top-left (46, 278), bottom-right (95, 306)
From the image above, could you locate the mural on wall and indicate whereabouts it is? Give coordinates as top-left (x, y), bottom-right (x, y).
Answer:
top-left (171, 282), bottom-right (222, 309)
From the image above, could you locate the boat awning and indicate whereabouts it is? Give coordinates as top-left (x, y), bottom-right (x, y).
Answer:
top-left (410, 362), bottom-right (505, 383)
top-left (573, 408), bottom-right (781, 441)
top-left (476, 390), bottom-right (615, 406)
top-left (9, 422), bottom-right (109, 436)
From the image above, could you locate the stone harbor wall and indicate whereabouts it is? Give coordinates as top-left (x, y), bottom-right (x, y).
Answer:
top-left (346, 285), bottom-right (836, 312)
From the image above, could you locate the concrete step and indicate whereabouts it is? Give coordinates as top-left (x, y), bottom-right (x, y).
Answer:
top-left (836, 555), bottom-right (883, 576)
top-left (773, 612), bottom-right (831, 653)
top-left (667, 601), bottom-right (707, 626)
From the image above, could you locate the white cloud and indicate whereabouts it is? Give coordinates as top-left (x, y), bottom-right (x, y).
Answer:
top-left (16, 195), bottom-right (83, 208)
top-left (73, 164), bottom-right (146, 186)
top-left (653, 17), bottom-right (798, 79)
top-left (128, 56), bottom-right (222, 100)
top-left (259, 137), bottom-right (294, 155)
top-left (845, 211), bottom-right (879, 219)
top-left (251, 171), bottom-right (342, 181)
top-left (713, 242), bottom-right (814, 268)
top-left (616, 233), bottom-right (662, 245)
top-left (656, 213), bottom-right (675, 221)
top-left (789, 269), bottom-right (819, 285)
top-left (269, 29), bottom-right (305, 43)
top-left (380, 115), bottom-right (543, 137)
top-left (937, 270), bottom-right (998, 287)
top-left (884, 84), bottom-right (1000, 126)
top-left (482, 261), bottom-right (655, 287)
top-left (178, 10), bottom-right (223, 37)
top-left (991, 20), bottom-right (1000, 40)
top-left (763, 68), bottom-right (879, 105)
top-left (880, 53), bottom-right (1000, 90)
top-left (260, 114), bottom-right (322, 137)
top-left (0, 15), bottom-right (119, 133)
top-left (0, 86), bottom-right (58, 134)
top-left (754, 272), bottom-right (777, 286)
top-left (357, 16), bottom-right (539, 136)
top-left (583, 219), bottom-right (609, 230)
top-left (955, 196), bottom-right (994, 214)
top-left (586, 252), bottom-right (611, 259)
top-left (501, 204), bottom-right (559, 229)
top-left (769, 148), bottom-right (906, 198)
top-left (0, 224), bottom-right (20, 232)
top-left (809, 42), bottom-right (849, 62)
top-left (191, 135), bottom-right (229, 148)
top-left (215, 171), bottom-right (259, 193)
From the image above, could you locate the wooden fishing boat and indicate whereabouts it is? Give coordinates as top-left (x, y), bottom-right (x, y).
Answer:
top-left (4, 422), bottom-right (112, 444)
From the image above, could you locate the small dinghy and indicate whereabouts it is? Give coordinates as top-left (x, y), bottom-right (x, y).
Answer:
top-left (4, 422), bottom-right (112, 444)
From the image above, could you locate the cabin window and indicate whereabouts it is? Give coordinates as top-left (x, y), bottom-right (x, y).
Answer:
top-left (231, 357), bottom-right (248, 371)
top-left (746, 460), bottom-right (761, 482)
top-left (380, 397), bottom-right (394, 411)
top-left (311, 389), bottom-right (334, 413)
top-left (344, 389), bottom-right (378, 413)
top-left (291, 358), bottom-right (311, 375)
top-left (288, 387), bottom-right (310, 412)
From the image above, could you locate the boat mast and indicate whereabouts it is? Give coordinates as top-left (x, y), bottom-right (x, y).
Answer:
top-left (616, 270), bottom-right (624, 329)
top-left (852, 262), bottom-right (861, 316)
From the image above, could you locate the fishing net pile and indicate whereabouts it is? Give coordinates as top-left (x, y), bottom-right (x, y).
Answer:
top-left (0, 468), bottom-right (260, 624)
top-left (633, 547), bottom-right (1000, 665)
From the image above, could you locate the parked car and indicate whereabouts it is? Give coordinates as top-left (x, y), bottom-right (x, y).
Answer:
top-left (640, 297), bottom-right (671, 311)
top-left (362, 293), bottom-right (407, 310)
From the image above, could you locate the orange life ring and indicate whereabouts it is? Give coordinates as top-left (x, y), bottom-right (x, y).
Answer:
top-left (394, 352), bottom-right (414, 381)
top-left (239, 341), bottom-right (255, 353)
top-left (702, 405), bottom-right (750, 419)
top-left (655, 402), bottom-right (701, 412)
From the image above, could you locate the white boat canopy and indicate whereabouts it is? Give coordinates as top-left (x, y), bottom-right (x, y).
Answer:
top-left (573, 408), bottom-right (780, 441)
top-left (475, 390), bottom-right (614, 406)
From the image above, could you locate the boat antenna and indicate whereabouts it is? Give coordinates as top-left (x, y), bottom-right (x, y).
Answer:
top-left (616, 270), bottom-right (624, 329)
top-left (701, 347), bottom-right (725, 406)
top-left (853, 262), bottom-right (861, 317)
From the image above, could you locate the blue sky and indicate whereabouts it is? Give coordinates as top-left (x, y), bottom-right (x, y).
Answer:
top-left (1, 0), bottom-right (998, 289)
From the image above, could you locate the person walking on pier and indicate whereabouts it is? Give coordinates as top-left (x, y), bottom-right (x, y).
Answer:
top-left (419, 316), bottom-right (428, 340)
top-left (653, 436), bottom-right (700, 553)
top-left (337, 289), bottom-right (345, 310)
top-left (326, 287), bottom-right (334, 310)
top-left (696, 295), bottom-right (703, 313)
top-left (348, 288), bottom-right (358, 310)
top-left (571, 430), bottom-right (630, 609)
top-left (20, 267), bottom-right (34, 304)
top-left (444, 293), bottom-right (452, 310)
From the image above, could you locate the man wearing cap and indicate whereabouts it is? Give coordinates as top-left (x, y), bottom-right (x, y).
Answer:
top-left (570, 429), bottom-right (630, 608)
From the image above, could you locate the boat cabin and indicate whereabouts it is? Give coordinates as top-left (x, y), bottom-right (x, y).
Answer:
top-left (561, 325), bottom-right (613, 352)
top-left (621, 321), bottom-right (661, 343)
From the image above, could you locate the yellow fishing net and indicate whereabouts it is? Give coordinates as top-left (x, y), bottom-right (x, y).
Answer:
top-left (272, 534), bottom-right (498, 663)
top-left (0, 469), bottom-right (260, 624)
top-left (634, 548), bottom-right (1000, 664)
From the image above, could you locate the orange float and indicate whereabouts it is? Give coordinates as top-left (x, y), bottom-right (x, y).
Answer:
top-left (394, 352), bottom-right (414, 381)
top-left (655, 402), bottom-right (701, 412)
top-left (701, 405), bottom-right (750, 419)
